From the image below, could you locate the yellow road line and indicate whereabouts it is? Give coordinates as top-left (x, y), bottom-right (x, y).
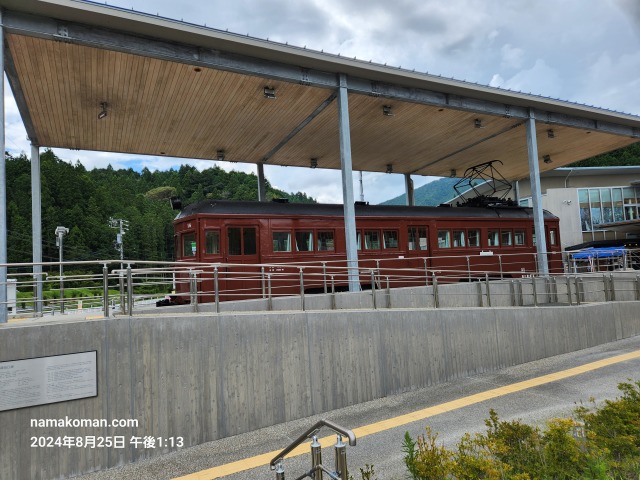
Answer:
top-left (173, 349), bottom-right (640, 480)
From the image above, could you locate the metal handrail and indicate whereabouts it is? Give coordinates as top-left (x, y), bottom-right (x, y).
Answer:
top-left (269, 419), bottom-right (356, 469)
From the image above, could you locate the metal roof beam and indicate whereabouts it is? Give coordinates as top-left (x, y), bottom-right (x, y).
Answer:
top-left (531, 109), bottom-right (640, 137)
top-left (3, 10), bottom-right (338, 87)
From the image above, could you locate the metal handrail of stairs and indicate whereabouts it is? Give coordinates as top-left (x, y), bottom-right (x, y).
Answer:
top-left (269, 419), bottom-right (356, 480)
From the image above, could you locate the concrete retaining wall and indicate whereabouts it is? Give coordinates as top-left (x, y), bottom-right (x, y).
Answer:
top-left (1, 302), bottom-right (639, 479)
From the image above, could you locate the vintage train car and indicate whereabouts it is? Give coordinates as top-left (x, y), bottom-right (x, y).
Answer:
top-left (170, 199), bottom-right (562, 302)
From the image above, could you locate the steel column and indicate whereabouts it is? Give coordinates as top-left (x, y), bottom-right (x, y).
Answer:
top-left (31, 143), bottom-right (43, 316)
top-left (404, 173), bottom-right (414, 206)
top-left (0, 10), bottom-right (6, 324)
top-left (257, 162), bottom-right (267, 202)
top-left (525, 110), bottom-right (549, 275)
top-left (338, 73), bottom-right (360, 291)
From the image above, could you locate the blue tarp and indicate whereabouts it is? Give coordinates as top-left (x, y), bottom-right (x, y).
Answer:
top-left (571, 247), bottom-right (626, 259)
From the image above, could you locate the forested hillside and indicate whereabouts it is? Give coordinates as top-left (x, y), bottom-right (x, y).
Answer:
top-left (381, 177), bottom-right (462, 206)
top-left (567, 142), bottom-right (640, 167)
top-left (7, 150), bottom-right (315, 264)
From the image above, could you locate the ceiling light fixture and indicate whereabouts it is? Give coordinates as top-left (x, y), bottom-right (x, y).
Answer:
top-left (543, 155), bottom-right (552, 164)
top-left (382, 105), bottom-right (394, 116)
top-left (310, 158), bottom-right (318, 169)
top-left (547, 129), bottom-right (555, 139)
top-left (474, 118), bottom-right (483, 128)
top-left (450, 169), bottom-right (456, 178)
top-left (385, 164), bottom-right (393, 174)
top-left (97, 102), bottom-right (108, 120)
top-left (217, 149), bottom-right (225, 161)
top-left (263, 87), bottom-right (276, 99)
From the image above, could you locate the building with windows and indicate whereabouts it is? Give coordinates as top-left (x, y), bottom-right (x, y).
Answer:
top-left (513, 167), bottom-right (640, 249)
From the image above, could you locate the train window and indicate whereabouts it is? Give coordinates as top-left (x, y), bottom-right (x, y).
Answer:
top-left (453, 230), bottom-right (466, 247)
top-left (437, 230), bottom-right (451, 248)
top-left (318, 231), bottom-right (335, 251)
top-left (356, 231), bottom-right (362, 250)
top-left (228, 228), bottom-right (241, 255)
top-left (182, 232), bottom-right (196, 257)
top-left (468, 230), bottom-right (480, 247)
top-left (408, 227), bottom-right (428, 250)
top-left (295, 231), bottom-right (314, 252)
top-left (205, 230), bottom-right (220, 254)
top-left (244, 228), bottom-right (257, 255)
top-left (532, 233), bottom-right (537, 246)
top-left (501, 230), bottom-right (513, 246)
top-left (273, 231), bottom-right (291, 252)
top-left (364, 230), bottom-right (380, 250)
top-left (488, 231), bottom-right (500, 247)
top-left (383, 230), bottom-right (399, 249)
top-left (228, 227), bottom-right (257, 255)
top-left (549, 229), bottom-right (558, 246)
top-left (514, 230), bottom-right (525, 246)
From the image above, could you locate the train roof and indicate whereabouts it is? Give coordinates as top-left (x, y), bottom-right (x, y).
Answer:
top-left (175, 199), bottom-right (558, 221)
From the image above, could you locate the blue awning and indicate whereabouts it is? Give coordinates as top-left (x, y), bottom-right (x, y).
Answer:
top-left (571, 247), bottom-right (626, 259)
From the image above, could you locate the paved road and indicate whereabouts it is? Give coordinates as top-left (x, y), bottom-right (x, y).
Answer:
top-left (76, 335), bottom-right (640, 480)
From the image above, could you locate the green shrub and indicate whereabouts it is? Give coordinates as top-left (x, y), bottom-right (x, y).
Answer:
top-left (397, 380), bottom-right (640, 480)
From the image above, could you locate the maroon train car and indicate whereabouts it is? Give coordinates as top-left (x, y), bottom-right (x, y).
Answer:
top-left (170, 199), bottom-right (562, 302)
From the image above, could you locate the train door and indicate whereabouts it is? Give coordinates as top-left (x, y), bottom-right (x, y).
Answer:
top-left (223, 225), bottom-right (261, 300)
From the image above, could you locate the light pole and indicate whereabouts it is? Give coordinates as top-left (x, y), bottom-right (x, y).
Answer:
top-left (55, 226), bottom-right (69, 314)
top-left (109, 218), bottom-right (129, 313)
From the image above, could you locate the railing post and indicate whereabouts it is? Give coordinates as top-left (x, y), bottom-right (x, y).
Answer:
top-left (510, 280), bottom-right (516, 306)
top-left (126, 263), bottom-right (133, 316)
top-left (214, 267), bottom-right (220, 313)
top-left (609, 273), bottom-right (616, 302)
top-left (517, 279), bottom-right (523, 306)
top-left (432, 274), bottom-right (439, 308)
top-left (311, 435), bottom-right (323, 480)
top-left (603, 274), bottom-right (609, 302)
top-left (370, 270), bottom-right (377, 309)
top-left (331, 275), bottom-right (336, 310)
top-left (498, 255), bottom-right (503, 280)
top-left (119, 270), bottom-right (125, 314)
top-left (477, 281), bottom-right (483, 307)
top-left (189, 270), bottom-right (198, 313)
top-left (424, 258), bottom-right (429, 286)
top-left (335, 435), bottom-right (348, 480)
top-left (267, 273), bottom-right (273, 311)
top-left (299, 268), bottom-right (305, 311)
top-left (102, 263), bottom-right (109, 318)
top-left (566, 275), bottom-right (573, 306)
top-left (609, 274), bottom-right (615, 302)
top-left (385, 276), bottom-right (391, 309)
top-left (485, 273), bottom-right (491, 307)
top-left (59, 269), bottom-right (65, 315)
top-left (466, 256), bottom-right (471, 282)
top-left (574, 276), bottom-right (581, 305)
top-left (532, 277), bottom-right (538, 307)
top-left (274, 461), bottom-right (285, 480)
top-left (322, 262), bottom-right (327, 294)
top-left (261, 266), bottom-right (266, 298)
top-left (635, 275), bottom-right (640, 301)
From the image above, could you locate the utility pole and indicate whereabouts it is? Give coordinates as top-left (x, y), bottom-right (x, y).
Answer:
top-left (359, 171), bottom-right (364, 202)
top-left (55, 226), bottom-right (69, 314)
top-left (109, 218), bottom-right (129, 313)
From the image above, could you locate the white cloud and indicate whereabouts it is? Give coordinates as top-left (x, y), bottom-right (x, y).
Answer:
top-left (3, 0), bottom-right (639, 204)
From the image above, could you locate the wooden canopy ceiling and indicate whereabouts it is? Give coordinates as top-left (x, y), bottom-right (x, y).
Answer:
top-left (3, 0), bottom-right (640, 181)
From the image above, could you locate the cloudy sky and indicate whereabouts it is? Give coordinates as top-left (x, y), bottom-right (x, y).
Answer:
top-left (5, 0), bottom-right (640, 203)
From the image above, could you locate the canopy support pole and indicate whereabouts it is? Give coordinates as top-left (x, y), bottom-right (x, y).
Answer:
top-left (405, 174), bottom-right (414, 206)
top-left (338, 73), bottom-right (360, 291)
top-left (31, 143), bottom-right (43, 315)
top-left (257, 162), bottom-right (267, 202)
top-left (526, 109), bottom-right (549, 275)
top-left (0, 10), bottom-right (7, 324)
